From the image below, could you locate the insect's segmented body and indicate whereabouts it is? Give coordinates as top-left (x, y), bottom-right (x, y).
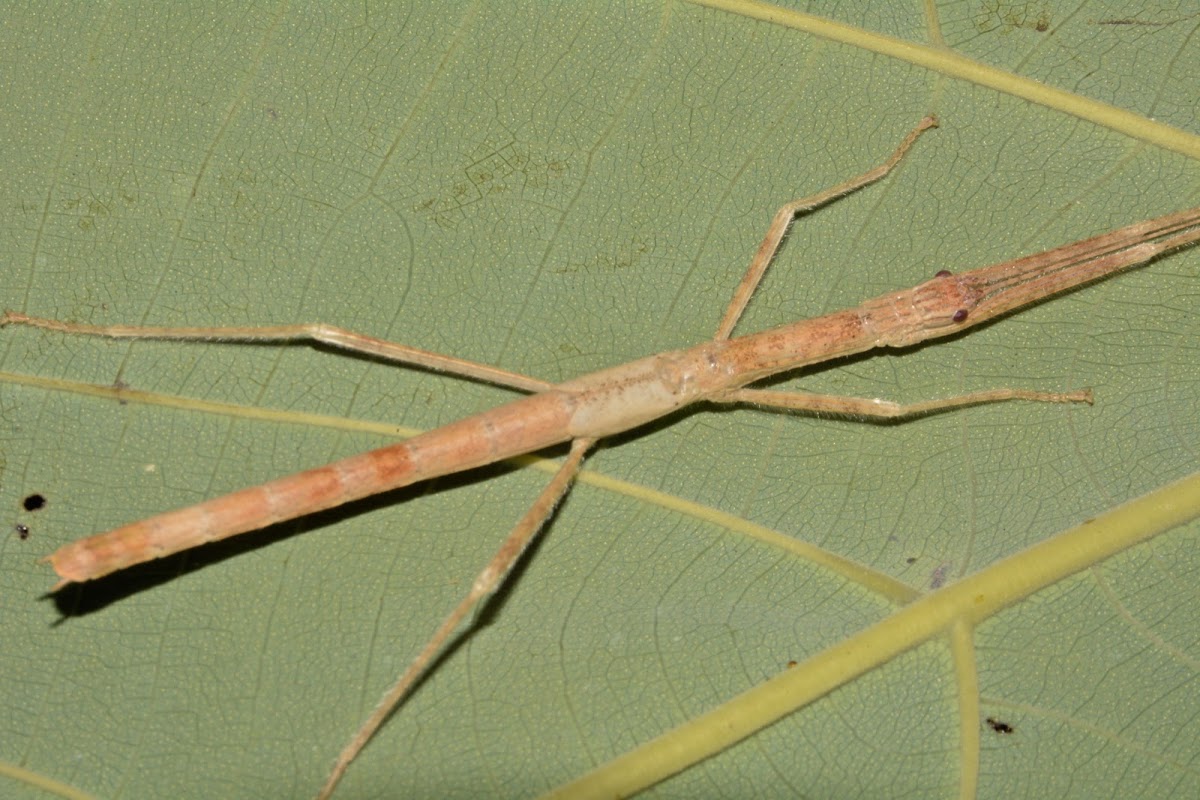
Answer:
top-left (10, 114), bottom-right (1199, 800)
top-left (42, 201), bottom-right (1200, 587)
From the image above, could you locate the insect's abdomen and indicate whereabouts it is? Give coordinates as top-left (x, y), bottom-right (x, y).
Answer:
top-left (46, 391), bottom-right (577, 587)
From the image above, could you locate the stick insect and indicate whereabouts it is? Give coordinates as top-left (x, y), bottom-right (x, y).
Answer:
top-left (7, 115), bottom-right (1200, 798)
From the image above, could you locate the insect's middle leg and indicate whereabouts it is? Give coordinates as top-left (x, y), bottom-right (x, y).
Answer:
top-left (713, 115), bottom-right (938, 341)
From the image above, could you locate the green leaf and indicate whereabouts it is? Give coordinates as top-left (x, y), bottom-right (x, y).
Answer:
top-left (2, 3), bottom-right (1197, 799)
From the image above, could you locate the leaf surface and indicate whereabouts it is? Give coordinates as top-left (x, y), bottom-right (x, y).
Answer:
top-left (1, 3), bottom-right (1198, 799)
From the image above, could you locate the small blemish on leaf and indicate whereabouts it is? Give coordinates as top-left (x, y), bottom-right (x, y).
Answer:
top-left (986, 716), bottom-right (1014, 734)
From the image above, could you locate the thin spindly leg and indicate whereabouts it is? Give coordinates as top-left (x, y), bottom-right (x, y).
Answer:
top-left (709, 115), bottom-right (1091, 422)
top-left (315, 436), bottom-right (596, 800)
top-left (0, 311), bottom-right (550, 394)
top-left (714, 386), bottom-right (1093, 418)
top-left (714, 115), bottom-right (939, 341)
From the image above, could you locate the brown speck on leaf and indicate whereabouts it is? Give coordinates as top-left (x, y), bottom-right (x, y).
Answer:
top-left (986, 716), bottom-right (1014, 734)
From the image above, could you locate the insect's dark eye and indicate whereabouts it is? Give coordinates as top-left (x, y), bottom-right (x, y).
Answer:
top-left (935, 270), bottom-right (952, 278)
top-left (952, 309), bottom-right (968, 323)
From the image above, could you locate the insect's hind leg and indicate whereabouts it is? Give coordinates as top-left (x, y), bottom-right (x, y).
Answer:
top-left (713, 115), bottom-right (939, 342)
top-left (1, 311), bottom-right (551, 393)
top-left (314, 436), bottom-right (596, 800)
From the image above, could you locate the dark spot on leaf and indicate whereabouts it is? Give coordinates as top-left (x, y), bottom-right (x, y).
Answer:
top-left (986, 717), bottom-right (1014, 734)
top-left (22, 493), bottom-right (46, 512)
top-left (15, 523), bottom-right (30, 540)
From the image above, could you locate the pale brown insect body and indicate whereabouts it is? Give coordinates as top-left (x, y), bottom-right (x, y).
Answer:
top-left (8, 116), bottom-right (1199, 798)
